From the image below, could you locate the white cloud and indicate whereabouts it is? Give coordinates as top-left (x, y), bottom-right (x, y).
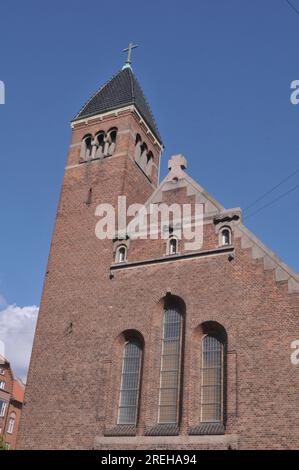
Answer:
top-left (0, 303), bottom-right (38, 381)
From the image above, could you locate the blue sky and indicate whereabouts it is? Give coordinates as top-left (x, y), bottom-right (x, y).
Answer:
top-left (1, 0), bottom-right (299, 374)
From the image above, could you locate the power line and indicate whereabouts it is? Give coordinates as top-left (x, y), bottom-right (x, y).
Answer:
top-left (285, 0), bottom-right (299, 17)
top-left (244, 167), bottom-right (299, 212)
top-left (244, 182), bottom-right (299, 220)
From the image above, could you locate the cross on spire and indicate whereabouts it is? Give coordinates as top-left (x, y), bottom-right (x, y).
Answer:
top-left (122, 42), bottom-right (138, 69)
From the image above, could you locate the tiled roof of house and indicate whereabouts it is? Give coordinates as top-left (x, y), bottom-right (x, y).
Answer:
top-left (12, 378), bottom-right (25, 403)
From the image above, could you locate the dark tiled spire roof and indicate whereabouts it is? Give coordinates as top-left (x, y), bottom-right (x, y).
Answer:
top-left (73, 67), bottom-right (162, 143)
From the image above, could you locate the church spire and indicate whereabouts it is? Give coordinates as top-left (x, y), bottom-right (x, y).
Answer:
top-left (73, 60), bottom-right (162, 144)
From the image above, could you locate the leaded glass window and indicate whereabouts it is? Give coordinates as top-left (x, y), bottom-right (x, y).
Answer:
top-left (118, 341), bottom-right (142, 425)
top-left (158, 307), bottom-right (182, 424)
top-left (201, 335), bottom-right (222, 422)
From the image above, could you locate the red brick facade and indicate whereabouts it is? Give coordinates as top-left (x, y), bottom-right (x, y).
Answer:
top-left (17, 71), bottom-right (299, 450)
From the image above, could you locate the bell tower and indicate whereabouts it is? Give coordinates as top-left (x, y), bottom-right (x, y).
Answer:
top-left (17, 51), bottom-right (163, 449)
top-left (68, 53), bottom-right (163, 199)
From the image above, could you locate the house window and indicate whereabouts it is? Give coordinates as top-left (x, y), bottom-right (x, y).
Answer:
top-left (0, 381), bottom-right (5, 390)
top-left (0, 400), bottom-right (7, 417)
top-left (220, 228), bottom-right (231, 246)
top-left (158, 305), bottom-right (182, 424)
top-left (7, 414), bottom-right (15, 434)
top-left (115, 245), bottom-right (127, 263)
top-left (201, 335), bottom-right (223, 422)
top-left (0, 368), bottom-right (4, 375)
top-left (118, 341), bottom-right (142, 425)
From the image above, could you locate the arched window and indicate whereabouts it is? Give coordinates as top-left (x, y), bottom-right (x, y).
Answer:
top-left (146, 151), bottom-right (153, 178)
top-left (80, 135), bottom-right (93, 161)
top-left (220, 227), bottom-right (231, 246)
top-left (115, 245), bottom-right (127, 263)
top-left (104, 128), bottom-right (117, 157)
top-left (168, 236), bottom-right (178, 255)
top-left (134, 134), bottom-right (142, 164)
top-left (118, 341), bottom-right (142, 425)
top-left (158, 304), bottom-right (183, 424)
top-left (7, 413), bottom-right (16, 434)
top-left (139, 143), bottom-right (148, 171)
top-left (108, 127), bottom-right (117, 143)
top-left (95, 131), bottom-right (105, 158)
top-left (201, 335), bottom-right (223, 423)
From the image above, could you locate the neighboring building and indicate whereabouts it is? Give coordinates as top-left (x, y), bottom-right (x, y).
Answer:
top-left (18, 53), bottom-right (299, 450)
top-left (0, 356), bottom-right (25, 449)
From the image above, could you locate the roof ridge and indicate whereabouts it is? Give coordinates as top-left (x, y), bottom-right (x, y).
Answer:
top-left (130, 70), bottom-right (160, 141)
top-left (235, 223), bottom-right (299, 283)
top-left (128, 68), bottom-right (135, 101)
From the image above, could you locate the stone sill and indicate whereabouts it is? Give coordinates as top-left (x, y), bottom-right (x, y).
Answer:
top-left (94, 434), bottom-right (238, 449)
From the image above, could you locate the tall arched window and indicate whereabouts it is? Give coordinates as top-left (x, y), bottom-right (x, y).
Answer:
top-left (158, 305), bottom-right (183, 424)
top-left (201, 335), bottom-right (223, 423)
top-left (118, 341), bottom-right (142, 425)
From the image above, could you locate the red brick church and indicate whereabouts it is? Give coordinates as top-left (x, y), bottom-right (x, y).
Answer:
top-left (18, 49), bottom-right (299, 450)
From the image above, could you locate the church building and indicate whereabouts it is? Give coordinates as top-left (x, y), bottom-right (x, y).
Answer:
top-left (18, 47), bottom-right (299, 450)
